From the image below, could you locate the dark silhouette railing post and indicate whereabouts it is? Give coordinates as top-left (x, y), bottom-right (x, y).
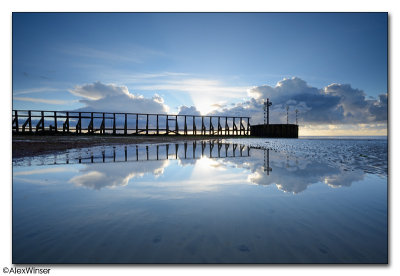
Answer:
top-left (14, 110), bottom-right (19, 133)
top-left (184, 116), bottom-right (187, 135)
top-left (156, 115), bottom-right (159, 135)
top-left (76, 112), bottom-right (82, 133)
top-left (64, 112), bottom-right (70, 133)
top-left (146, 114), bottom-right (149, 135)
top-left (22, 111), bottom-right (32, 132)
top-left (28, 111), bottom-right (32, 132)
top-left (41, 111), bottom-right (45, 131)
top-left (113, 113), bottom-right (116, 134)
top-left (175, 115), bottom-right (178, 135)
top-left (233, 117), bottom-right (237, 135)
top-left (136, 114), bottom-right (139, 134)
top-left (201, 116), bottom-right (205, 135)
top-left (218, 117), bottom-right (221, 135)
top-left (166, 115), bottom-right (169, 135)
top-left (247, 118), bottom-right (250, 135)
top-left (101, 113), bottom-right (105, 134)
top-left (36, 111), bottom-right (44, 132)
top-left (54, 111), bottom-right (58, 132)
top-left (210, 116), bottom-right (214, 135)
top-left (193, 116), bottom-right (196, 135)
top-left (124, 113), bottom-right (127, 135)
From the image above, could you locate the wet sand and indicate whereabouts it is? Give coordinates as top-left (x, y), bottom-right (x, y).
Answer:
top-left (12, 134), bottom-right (230, 159)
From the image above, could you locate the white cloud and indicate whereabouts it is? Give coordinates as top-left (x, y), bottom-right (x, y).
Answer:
top-left (210, 77), bottom-right (387, 126)
top-left (135, 78), bottom-right (250, 114)
top-left (13, 97), bottom-right (73, 105)
top-left (13, 87), bottom-right (63, 96)
top-left (177, 105), bottom-right (201, 116)
top-left (70, 81), bottom-right (169, 114)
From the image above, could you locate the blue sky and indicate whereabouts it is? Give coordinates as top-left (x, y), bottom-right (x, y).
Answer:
top-left (12, 13), bottom-right (388, 135)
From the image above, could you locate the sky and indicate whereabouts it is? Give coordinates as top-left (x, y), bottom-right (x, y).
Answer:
top-left (12, 12), bottom-right (388, 135)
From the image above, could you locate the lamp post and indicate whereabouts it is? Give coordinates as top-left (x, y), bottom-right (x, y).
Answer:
top-left (264, 98), bottom-right (272, 125)
top-left (286, 105), bottom-right (289, 124)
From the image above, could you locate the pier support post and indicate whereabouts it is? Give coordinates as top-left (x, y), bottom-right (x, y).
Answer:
top-left (193, 116), bottom-right (196, 135)
top-left (124, 113), bottom-right (127, 135)
top-left (54, 111), bottom-right (58, 132)
top-left (184, 116), bottom-right (187, 135)
top-left (156, 115), bottom-right (159, 135)
top-left (113, 113), bottom-right (116, 134)
top-left (146, 114), bottom-right (149, 135)
top-left (136, 114), bottom-right (139, 134)
top-left (14, 110), bottom-right (19, 133)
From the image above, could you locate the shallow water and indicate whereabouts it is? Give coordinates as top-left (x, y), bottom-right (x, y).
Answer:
top-left (12, 138), bottom-right (388, 263)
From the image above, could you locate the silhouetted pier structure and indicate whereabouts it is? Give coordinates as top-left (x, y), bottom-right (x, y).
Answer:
top-left (12, 110), bottom-right (251, 136)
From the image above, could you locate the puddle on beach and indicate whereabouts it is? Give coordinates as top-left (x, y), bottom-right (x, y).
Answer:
top-left (12, 139), bottom-right (388, 263)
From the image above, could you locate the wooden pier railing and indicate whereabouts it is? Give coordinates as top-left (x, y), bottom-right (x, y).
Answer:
top-left (12, 110), bottom-right (251, 136)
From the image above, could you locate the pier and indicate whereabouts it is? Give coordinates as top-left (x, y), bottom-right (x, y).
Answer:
top-left (12, 110), bottom-right (251, 136)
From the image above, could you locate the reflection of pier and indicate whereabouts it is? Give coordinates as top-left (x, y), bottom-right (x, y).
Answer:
top-left (42, 141), bottom-right (251, 166)
top-left (263, 149), bottom-right (272, 175)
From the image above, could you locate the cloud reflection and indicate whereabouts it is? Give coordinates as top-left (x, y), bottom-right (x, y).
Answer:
top-left (61, 142), bottom-right (368, 194)
top-left (69, 160), bottom-right (169, 190)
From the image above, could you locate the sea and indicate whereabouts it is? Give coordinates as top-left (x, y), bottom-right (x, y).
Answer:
top-left (12, 136), bottom-right (388, 263)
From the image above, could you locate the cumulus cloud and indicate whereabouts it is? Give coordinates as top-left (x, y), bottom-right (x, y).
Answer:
top-left (69, 161), bottom-right (169, 190)
top-left (70, 81), bottom-right (169, 114)
top-left (209, 77), bottom-right (387, 126)
top-left (177, 105), bottom-right (201, 116)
